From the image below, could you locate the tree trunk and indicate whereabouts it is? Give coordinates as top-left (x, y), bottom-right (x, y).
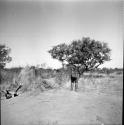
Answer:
top-left (75, 81), bottom-right (78, 91)
top-left (71, 82), bottom-right (73, 90)
top-left (62, 62), bottom-right (65, 70)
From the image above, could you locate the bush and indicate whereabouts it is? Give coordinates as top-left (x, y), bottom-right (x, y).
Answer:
top-left (17, 66), bottom-right (56, 93)
top-left (55, 70), bottom-right (69, 86)
top-left (0, 66), bottom-right (59, 94)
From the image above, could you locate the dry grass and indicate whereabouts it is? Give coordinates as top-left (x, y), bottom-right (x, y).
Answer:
top-left (1, 68), bottom-right (123, 125)
top-left (0, 66), bottom-right (59, 97)
top-left (0, 66), bottom-right (123, 97)
top-left (78, 72), bottom-right (123, 96)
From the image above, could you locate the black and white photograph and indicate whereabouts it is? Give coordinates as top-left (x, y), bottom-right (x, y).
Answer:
top-left (0, 0), bottom-right (123, 125)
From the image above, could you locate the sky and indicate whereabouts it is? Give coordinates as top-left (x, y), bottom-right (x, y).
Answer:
top-left (0, 0), bottom-right (123, 69)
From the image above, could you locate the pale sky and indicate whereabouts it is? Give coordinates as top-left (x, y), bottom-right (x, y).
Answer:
top-left (0, 0), bottom-right (123, 69)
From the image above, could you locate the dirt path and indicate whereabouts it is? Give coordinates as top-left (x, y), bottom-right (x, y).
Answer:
top-left (1, 89), bottom-right (122, 125)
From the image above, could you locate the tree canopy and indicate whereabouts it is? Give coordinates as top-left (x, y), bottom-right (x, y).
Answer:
top-left (48, 43), bottom-right (68, 68)
top-left (0, 44), bottom-right (12, 69)
top-left (48, 37), bottom-right (111, 76)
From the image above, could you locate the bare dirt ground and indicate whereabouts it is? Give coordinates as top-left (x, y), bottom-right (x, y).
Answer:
top-left (1, 75), bottom-right (122, 125)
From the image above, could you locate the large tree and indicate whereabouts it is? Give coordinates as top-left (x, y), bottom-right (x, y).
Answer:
top-left (48, 37), bottom-right (111, 89)
top-left (0, 44), bottom-right (12, 69)
top-left (67, 37), bottom-right (111, 76)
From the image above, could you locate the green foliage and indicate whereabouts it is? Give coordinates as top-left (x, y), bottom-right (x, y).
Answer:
top-left (0, 44), bottom-right (12, 69)
top-left (49, 37), bottom-right (111, 76)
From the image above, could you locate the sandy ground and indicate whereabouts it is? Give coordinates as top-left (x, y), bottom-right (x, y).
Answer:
top-left (1, 86), bottom-right (122, 125)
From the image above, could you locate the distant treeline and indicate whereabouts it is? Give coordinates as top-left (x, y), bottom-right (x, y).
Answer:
top-left (3, 66), bottom-right (123, 75)
top-left (94, 67), bottom-right (123, 74)
top-left (0, 66), bottom-right (123, 92)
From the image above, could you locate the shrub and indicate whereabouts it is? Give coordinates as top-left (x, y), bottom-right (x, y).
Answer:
top-left (55, 70), bottom-right (69, 86)
top-left (17, 66), bottom-right (56, 93)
